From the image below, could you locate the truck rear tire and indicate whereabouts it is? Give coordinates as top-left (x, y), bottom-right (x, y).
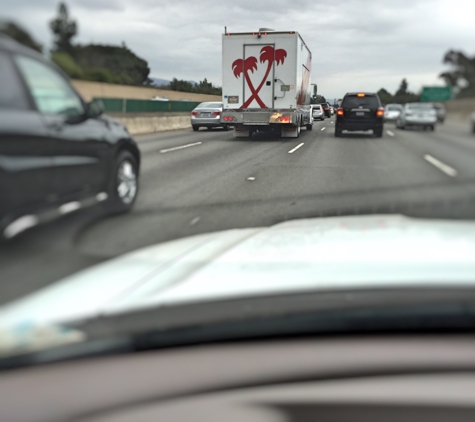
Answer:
top-left (306, 123), bottom-right (313, 131)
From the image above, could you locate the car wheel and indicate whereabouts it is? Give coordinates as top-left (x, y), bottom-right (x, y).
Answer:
top-left (306, 123), bottom-right (313, 131)
top-left (207, 126), bottom-right (212, 130)
top-left (374, 128), bottom-right (383, 138)
top-left (222, 125), bottom-right (229, 131)
top-left (192, 125), bottom-right (199, 131)
top-left (472, 124), bottom-right (475, 134)
top-left (335, 128), bottom-right (342, 137)
top-left (107, 150), bottom-right (139, 214)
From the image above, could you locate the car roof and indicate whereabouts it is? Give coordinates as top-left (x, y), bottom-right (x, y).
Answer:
top-left (0, 34), bottom-right (46, 62)
top-left (345, 92), bottom-right (377, 96)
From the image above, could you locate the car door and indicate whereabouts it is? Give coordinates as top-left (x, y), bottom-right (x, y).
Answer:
top-left (0, 49), bottom-right (55, 230)
top-left (13, 54), bottom-right (110, 202)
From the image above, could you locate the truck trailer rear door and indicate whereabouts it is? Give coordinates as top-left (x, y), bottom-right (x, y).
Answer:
top-left (242, 44), bottom-right (275, 109)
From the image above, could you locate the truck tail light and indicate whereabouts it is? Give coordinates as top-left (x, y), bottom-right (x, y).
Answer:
top-left (191, 111), bottom-right (198, 116)
top-left (336, 109), bottom-right (344, 116)
top-left (280, 116), bottom-right (291, 122)
top-left (376, 108), bottom-right (384, 117)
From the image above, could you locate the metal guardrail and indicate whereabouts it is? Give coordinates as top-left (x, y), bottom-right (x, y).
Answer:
top-left (94, 98), bottom-right (201, 113)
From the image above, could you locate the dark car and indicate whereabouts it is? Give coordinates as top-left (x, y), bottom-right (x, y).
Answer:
top-left (335, 92), bottom-right (384, 138)
top-left (320, 102), bottom-right (331, 118)
top-left (0, 35), bottom-right (140, 239)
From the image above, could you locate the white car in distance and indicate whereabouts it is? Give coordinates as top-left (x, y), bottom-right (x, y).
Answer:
top-left (384, 104), bottom-right (403, 122)
top-left (396, 103), bottom-right (438, 131)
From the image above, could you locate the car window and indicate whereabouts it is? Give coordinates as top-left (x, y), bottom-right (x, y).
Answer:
top-left (14, 55), bottom-right (84, 116)
top-left (407, 103), bottom-right (433, 110)
top-left (197, 102), bottom-right (222, 108)
top-left (342, 95), bottom-right (379, 108)
top-left (386, 105), bottom-right (401, 111)
top-left (0, 51), bottom-right (30, 110)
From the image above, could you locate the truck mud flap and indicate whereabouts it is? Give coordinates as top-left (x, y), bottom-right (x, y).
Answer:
top-left (233, 125), bottom-right (251, 138)
top-left (281, 125), bottom-right (300, 138)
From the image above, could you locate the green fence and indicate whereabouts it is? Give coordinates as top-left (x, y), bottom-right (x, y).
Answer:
top-left (94, 97), bottom-right (201, 113)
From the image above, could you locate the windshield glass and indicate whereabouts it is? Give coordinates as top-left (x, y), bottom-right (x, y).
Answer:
top-left (407, 103), bottom-right (435, 110)
top-left (0, 0), bottom-right (474, 361)
top-left (196, 102), bottom-right (222, 108)
top-left (342, 95), bottom-right (379, 108)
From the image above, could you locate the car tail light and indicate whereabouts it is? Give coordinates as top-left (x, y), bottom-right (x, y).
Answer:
top-left (280, 116), bottom-right (291, 122)
top-left (191, 111), bottom-right (198, 116)
top-left (357, 93), bottom-right (365, 97)
top-left (336, 109), bottom-right (344, 116)
top-left (213, 111), bottom-right (221, 116)
top-left (376, 108), bottom-right (384, 117)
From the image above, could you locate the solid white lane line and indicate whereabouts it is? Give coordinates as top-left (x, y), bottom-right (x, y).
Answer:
top-left (321, 127), bottom-right (326, 131)
top-left (288, 143), bottom-right (305, 154)
top-left (190, 217), bottom-right (201, 226)
top-left (386, 130), bottom-right (395, 137)
top-left (160, 142), bottom-right (202, 153)
top-left (424, 154), bottom-right (458, 177)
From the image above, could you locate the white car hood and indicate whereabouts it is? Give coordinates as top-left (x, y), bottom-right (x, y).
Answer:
top-left (1, 214), bottom-right (475, 328)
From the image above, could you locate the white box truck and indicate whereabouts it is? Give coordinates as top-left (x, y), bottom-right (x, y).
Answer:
top-left (221, 28), bottom-right (315, 138)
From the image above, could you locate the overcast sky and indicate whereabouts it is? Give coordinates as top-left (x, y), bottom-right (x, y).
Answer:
top-left (2, 0), bottom-right (474, 99)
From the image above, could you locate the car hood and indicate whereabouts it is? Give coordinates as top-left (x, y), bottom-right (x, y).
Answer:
top-left (1, 214), bottom-right (475, 328)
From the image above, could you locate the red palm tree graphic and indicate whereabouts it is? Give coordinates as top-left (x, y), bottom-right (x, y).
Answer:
top-left (232, 47), bottom-right (287, 109)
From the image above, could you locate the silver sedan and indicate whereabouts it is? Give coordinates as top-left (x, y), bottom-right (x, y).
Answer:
top-left (312, 104), bottom-right (325, 121)
top-left (396, 103), bottom-right (438, 131)
top-left (191, 102), bottom-right (228, 131)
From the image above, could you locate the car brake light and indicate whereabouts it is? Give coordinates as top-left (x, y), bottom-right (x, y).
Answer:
top-left (376, 108), bottom-right (384, 117)
top-left (337, 109), bottom-right (344, 116)
top-left (213, 111), bottom-right (221, 116)
top-left (357, 93), bottom-right (365, 97)
top-left (191, 111), bottom-right (198, 116)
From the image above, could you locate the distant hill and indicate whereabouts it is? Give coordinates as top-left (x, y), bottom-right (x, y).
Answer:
top-left (149, 77), bottom-right (198, 87)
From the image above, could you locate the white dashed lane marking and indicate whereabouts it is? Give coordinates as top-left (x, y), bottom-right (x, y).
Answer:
top-left (424, 154), bottom-right (458, 177)
top-left (288, 143), bottom-right (305, 154)
top-left (160, 142), bottom-right (202, 154)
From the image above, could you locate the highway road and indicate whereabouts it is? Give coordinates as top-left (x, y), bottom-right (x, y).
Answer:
top-left (1, 118), bottom-right (475, 305)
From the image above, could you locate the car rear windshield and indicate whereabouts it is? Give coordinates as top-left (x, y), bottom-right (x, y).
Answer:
top-left (342, 95), bottom-right (379, 108)
top-left (386, 105), bottom-right (402, 111)
top-left (197, 102), bottom-right (222, 109)
top-left (407, 103), bottom-right (434, 110)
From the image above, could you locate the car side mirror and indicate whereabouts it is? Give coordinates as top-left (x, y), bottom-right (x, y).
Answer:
top-left (86, 99), bottom-right (105, 118)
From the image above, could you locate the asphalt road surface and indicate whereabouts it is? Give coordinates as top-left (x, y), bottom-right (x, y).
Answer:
top-left (1, 118), bottom-right (475, 305)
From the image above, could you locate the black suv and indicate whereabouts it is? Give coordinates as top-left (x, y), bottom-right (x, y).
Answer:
top-left (335, 93), bottom-right (384, 138)
top-left (0, 35), bottom-right (140, 239)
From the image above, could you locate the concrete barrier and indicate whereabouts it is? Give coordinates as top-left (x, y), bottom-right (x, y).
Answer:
top-left (72, 80), bottom-right (220, 103)
top-left (445, 97), bottom-right (475, 123)
top-left (109, 112), bottom-right (191, 136)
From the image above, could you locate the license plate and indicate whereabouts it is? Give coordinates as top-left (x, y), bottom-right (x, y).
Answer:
top-left (201, 113), bottom-right (211, 117)
top-left (356, 112), bottom-right (365, 116)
